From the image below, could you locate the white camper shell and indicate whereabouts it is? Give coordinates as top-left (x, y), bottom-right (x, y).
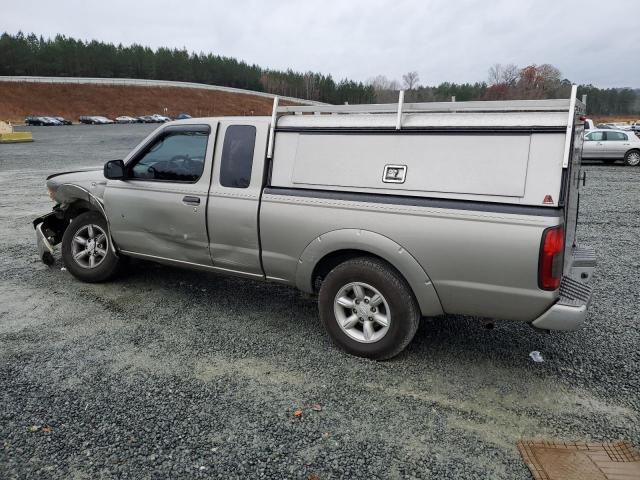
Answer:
top-left (271, 97), bottom-right (583, 208)
top-left (269, 93), bottom-right (586, 269)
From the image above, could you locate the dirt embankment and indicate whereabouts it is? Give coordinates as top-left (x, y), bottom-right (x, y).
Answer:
top-left (0, 82), bottom-right (298, 123)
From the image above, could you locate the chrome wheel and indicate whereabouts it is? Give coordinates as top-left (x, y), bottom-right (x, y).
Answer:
top-left (70, 223), bottom-right (108, 269)
top-left (626, 151), bottom-right (640, 166)
top-left (334, 282), bottom-right (390, 343)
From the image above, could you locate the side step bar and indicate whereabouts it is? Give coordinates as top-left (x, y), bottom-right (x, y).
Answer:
top-left (569, 245), bottom-right (596, 283)
top-left (558, 276), bottom-right (593, 307)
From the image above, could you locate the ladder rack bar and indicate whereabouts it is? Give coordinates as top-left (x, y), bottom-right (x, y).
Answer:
top-left (562, 85), bottom-right (578, 168)
top-left (277, 98), bottom-right (573, 115)
top-left (267, 96), bottom-right (279, 159)
top-left (396, 90), bottom-right (405, 130)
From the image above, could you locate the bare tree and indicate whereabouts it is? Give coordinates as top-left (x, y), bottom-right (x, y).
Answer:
top-left (367, 75), bottom-right (401, 102)
top-left (515, 64), bottom-right (562, 99)
top-left (367, 75), bottom-right (400, 91)
top-left (303, 72), bottom-right (319, 100)
top-left (488, 63), bottom-right (519, 86)
top-left (402, 71), bottom-right (420, 90)
top-left (536, 64), bottom-right (561, 86)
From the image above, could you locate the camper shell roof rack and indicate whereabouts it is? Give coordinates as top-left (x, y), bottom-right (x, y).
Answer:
top-left (277, 97), bottom-right (585, 115)
top-left (267, 85), bottom-right (584, 166)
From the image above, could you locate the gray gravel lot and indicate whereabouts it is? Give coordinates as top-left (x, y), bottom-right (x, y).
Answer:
top-left (1, 125), bottom-right (639, 479)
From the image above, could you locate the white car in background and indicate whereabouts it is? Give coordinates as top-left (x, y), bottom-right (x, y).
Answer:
top-left (115, 116), bottom-right (138, 124)
top-left (582, 129), bottom-right (640, 166)
top-left (150, 114), bottom-right (171, 123)
top-left (93, 116), bottom-right (114, 124)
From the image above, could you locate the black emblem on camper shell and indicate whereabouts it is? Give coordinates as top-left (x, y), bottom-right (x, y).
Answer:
top-left (382, 164), bottom-right (407, 184)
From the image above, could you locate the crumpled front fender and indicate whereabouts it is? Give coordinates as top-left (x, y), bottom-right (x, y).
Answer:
top-left (54, 183), bottom-right (108, 217)
top-left (33, 183), bottom-right (117, 265)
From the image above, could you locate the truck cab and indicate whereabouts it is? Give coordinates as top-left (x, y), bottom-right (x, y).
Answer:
top-left (101, 118), bottom-right (270, 277)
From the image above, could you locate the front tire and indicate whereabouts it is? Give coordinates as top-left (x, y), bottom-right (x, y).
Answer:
top-left (61, 211), bottom-right (121, 283)
top-left (318, 257), bottom-right (420, 360)
top-left (624, 150), bottom-right (640, 166)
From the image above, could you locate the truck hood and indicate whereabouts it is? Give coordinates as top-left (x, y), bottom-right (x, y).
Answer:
top-left (46, 167), bottom-right (107, 203)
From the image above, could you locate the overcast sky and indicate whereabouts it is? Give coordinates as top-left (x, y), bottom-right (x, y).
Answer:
top-left (3, 0), bottom-right (639, 88)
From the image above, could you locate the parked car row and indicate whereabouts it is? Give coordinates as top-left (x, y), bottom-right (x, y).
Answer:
top-left (79, 116), bottom-right (114, 125)
top-left (24, 113), bottom-right (192, 126)
top-left (137, 114), bottom-right (172, 123)
top-left (25, 116), bottom-right (72, 126)
top-left (596, 122), bottom-right (640, 132)
top-left (83, 113), bottom-right (185, 124)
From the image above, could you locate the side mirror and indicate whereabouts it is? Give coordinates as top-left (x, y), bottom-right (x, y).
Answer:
top-left (104, 159), bottom-right (125, 180)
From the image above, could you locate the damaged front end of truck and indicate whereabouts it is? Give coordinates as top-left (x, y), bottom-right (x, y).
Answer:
top-left (33, 168), bottom-right (113, 265)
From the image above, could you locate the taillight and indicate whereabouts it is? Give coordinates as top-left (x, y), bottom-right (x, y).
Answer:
top-left (538, 225), bottom-right (564, 290)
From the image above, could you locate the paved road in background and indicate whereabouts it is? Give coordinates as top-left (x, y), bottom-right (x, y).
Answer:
top-left (1, 125), bottom-right (638, 479)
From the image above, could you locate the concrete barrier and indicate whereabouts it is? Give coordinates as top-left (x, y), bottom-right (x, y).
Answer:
top-left (0, 132), bottom-right (34, 143)
top-left (0, 122), bottom-right (33, 142)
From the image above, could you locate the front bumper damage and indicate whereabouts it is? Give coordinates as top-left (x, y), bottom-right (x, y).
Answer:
top-left (531, 246), bottom-right (596, 331)
top-left (33, 209), bottom-right (68, 266)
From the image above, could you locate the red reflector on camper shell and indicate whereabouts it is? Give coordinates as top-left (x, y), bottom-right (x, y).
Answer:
top-left (543, 195), bottom-right (554, 204)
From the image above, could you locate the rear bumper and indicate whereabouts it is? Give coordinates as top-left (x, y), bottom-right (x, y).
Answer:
top-left (531, 246), bottom-right (596, 331)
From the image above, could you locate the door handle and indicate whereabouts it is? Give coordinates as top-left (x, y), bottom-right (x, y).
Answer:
top-left (182, 196), bottom-right (200, 206)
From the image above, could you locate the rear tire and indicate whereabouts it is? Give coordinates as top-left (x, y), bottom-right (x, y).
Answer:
top-left (624, 150), bottom-right (640, 166)
top-left (61, 211), bottom-right (121, 283)
top-left (318, 257), bottom-right (420, 360)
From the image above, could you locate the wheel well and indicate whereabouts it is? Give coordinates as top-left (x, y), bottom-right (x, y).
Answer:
top-left (64, 199), bottom-right (98, 220)
top-left (52, 199), bottom-right (103, 240)
top-left (312, 249), bottom-right (392, 293)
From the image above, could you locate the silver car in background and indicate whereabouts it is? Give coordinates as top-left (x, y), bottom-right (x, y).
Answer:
top-left (582, 129), bottom-right (640, 166)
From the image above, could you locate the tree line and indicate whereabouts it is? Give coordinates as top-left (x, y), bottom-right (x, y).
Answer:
top-left (369, 65), bottom-right (640, 116)
top-left (1, 32), bottom-right (638, 115)
top-left (0, 32), bottom-right (375, 104)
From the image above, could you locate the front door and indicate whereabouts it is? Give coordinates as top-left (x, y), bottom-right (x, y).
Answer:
top-left (581, 131), bottom-right (605, 158)
top-left (104, 123), bottom-right (216, 265)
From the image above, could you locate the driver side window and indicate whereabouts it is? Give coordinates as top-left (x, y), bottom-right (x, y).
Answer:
top-left (129, 130), bottom-right (209, 182)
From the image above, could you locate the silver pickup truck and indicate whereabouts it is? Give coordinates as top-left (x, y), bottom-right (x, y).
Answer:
top-left (34, 90), bottom-right (596, 359)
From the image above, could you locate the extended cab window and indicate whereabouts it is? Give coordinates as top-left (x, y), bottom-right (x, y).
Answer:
top-left (129, 129), bottom-right (209, 182)
top-left (220, 125), bottom-right (256, 188)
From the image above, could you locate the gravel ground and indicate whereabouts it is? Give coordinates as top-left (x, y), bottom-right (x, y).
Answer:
top-left (1, 125), bottom-right (638, 479)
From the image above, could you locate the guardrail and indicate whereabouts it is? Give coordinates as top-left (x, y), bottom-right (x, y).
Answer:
top-left (0, 76), bottom-right (326, 106)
